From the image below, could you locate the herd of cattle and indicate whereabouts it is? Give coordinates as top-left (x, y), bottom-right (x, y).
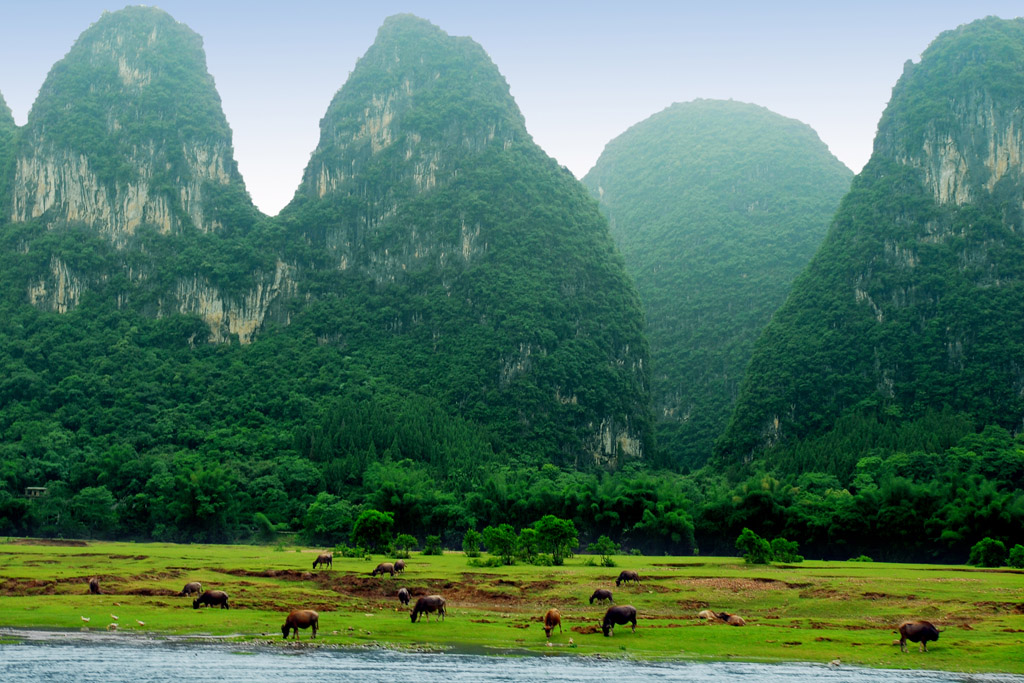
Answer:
top-left (84, 558), bottom-right (941, 651)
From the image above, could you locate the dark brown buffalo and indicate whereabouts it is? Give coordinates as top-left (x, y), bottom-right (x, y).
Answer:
top-left (87, 577), bottom-right (100, 595)
top-left (193, 590), bottom-right (230, 609)
top-left (410, 595), bottom-right (446, 622)
top-left (397, 587), bottom-right (411, 606)
top-left (717, 612), bottom-right (745, 626)
top-left (394, 559), bottom-right (406, 574)
top-left (543, 608), bottom-right (562, 639)
top-left (589, 589), bottom-right (614, 604)
top-left (312, 552), bottom-right (333, 569)
top-left (371, 562), bottom-right (395, 577)
top-left (615, 570), bottom-right (640, 587)
top-left (602, 605), bottom-right (637, 637)
top-left (179, 581), bottom-right (202, 597)
top-left (281, 609), bottom-right (319, 640)
top-left (898, 620), bottom-right (940, 652)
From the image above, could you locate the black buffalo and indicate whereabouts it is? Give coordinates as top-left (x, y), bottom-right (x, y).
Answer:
top-left (898, 620), bottom-right (940, 652)
top-left (615, 570), bottom-right (640, 587)
top-left (589, 588), bottom-right (614, 604)
top-left (602, 604), bottom-right (637, 636)
top-left (410, 595), bottom-right (446, 622)
top-left (193, 590), bottom-right (230, 609)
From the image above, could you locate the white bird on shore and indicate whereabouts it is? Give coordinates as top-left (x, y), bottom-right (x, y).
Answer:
top-left (110, 614), bottom-right (118, 620)
top-left (80, 616), bottom-right (90, 622)
top-left (136, 620), bottom-right (145, 626)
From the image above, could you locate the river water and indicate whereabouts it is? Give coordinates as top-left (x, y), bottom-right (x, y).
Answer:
top-left (1, 633), bottom-right (1022, 682)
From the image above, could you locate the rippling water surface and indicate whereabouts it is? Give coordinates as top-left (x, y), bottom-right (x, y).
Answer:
top-left (2, 635), bottom-right (1022, 682)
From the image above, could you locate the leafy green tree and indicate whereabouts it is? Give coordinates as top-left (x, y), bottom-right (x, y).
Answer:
top-left (462, 529), bottom-right (482, 557)
top-left (770, 537), bottom-right (803, 563)
top-left (70, 485), bottom-right (117, 538)
top-left (1008, 544), bottom-right (1024, 569)
top-left (482, 524), bottom-right (517, 565)
top-left (968, 537), bottom-right (1006, 567)
top-left (736, 527), bottom-right (773, 564)
top-left (351, 509), bottom-right (394, 553)
top-left (516, 527), bottom-right (540, 562)
top-left (587, 535), bottom-right (620, 567)
top-left (253, 512), bottom-right (276, 543)
top-left (302, 493), bottom-right (354, 546)
top-left (533, 515), bottom-right (578, 565)
top-left (423, 534), bottom-right (443, 555)
top-left (394, 533), bottom-right (418, 558)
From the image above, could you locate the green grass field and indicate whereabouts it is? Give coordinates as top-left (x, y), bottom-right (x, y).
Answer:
top-left (0, 538), bottom-right (1021, 673)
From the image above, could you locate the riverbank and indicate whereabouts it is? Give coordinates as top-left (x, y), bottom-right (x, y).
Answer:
top-left (0, 539), bottom-right (1021, 673)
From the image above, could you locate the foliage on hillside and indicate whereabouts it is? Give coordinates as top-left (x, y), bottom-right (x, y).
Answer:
top-left (583, 100), bottom-right (851, 468)
top-left (0, 92), bottom-right (14, 220)
top-left (719, 18), bottom-right (1024, 465)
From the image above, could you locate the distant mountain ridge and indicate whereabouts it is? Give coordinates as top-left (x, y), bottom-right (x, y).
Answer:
top-left (718, 17), bottom-right (1024, 468)
top-left (584, 100), bottom-right (851, 467)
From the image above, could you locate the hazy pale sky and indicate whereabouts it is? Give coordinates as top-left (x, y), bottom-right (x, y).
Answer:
top-left (1, 1), bottom-right (1022, 216)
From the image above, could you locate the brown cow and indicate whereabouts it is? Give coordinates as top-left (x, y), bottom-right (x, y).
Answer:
top-left (615, 570), bottom-right (640, 586)
top-left (193, 590), bottom-right (230, 609)
top-left (281, 609), bottom-right (319, 640)
top-left (397, 587), bottom-right (411, 606)
top-left (179, 581), bottom-right (202, 597)
top-left (543, 608), bottom-right (562, 639)
top-left (87, 577), bottom-right (100, 595)
top-left (312, 552), bottom-right (333, 569)
top-left (589, 589), bottom-right (613, 604)
top-left (394, 559), bottom-right (406, 574)
top-left (697, 609), bottom-right (717, 621)
top-left (371, 562), bottom-right (395, 577)
top-left (898, 620), bottom-right (940, 652)
top-left (602, 605), bottom-right (637, 636)
top-left (410, 595), bottom-right (446, 622)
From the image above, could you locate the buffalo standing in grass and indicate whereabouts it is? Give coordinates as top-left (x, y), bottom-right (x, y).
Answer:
top-left (615, 570), bottom-right (640, 587)
top-left (589, 589), bottom-right (613, 604)
top-left (371, 562), bottom-right (395, 577)
top-left (87, 577), bottom-right (100, 595)
top-left (410, 595), bottom-right (446, 622)
top-left (394, 559), bottom-right (406, 574)
top-left (193, 590), bottom-right (230, 609)
top-left (898, 621), bottom-right (940, 652)
top-left (312, 552), bottom-right (333, 569)
top-left (179, 582), bottom-right (202, 597)
top-left (282, 610), bottom-right (319, 640)
top-left (602, 605), bottom-right (637, 636)
top-left (397, 587), bottom-right (411, 606)
top-left (543, 608), bottom-right (562, 639)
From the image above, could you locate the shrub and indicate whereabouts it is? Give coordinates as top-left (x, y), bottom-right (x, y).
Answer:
top-left (848, 555), bottom-right (874, 562)
top-left (968, 537), bottom-right (1006, 567)
top-left (423, 534), bottom-right (443, 555)
top-left (735, 528), bottom-right (772, 564)
top-left (770, 537), bottom-right (803, 563)
top-left (1008, 544), bottom-right (1024, 569)
top-left (394, 533), bottom-right (418, 559)
top-left (587, 535), bottom-right (620, 567)
top-left (462, 529), bottom-right (482, 558)
top-left (467, 556), bottom-right (504, 568)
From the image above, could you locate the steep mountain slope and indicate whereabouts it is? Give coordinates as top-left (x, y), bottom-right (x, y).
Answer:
top-left (280, 15), bottom-right (651, 467)
top-left (583, 100), bottom-right (851, 468)
top-left (3, 6), bottom-right (284, 342)
top-left (0, 92), bottom-right (14, 221)
top-left (718, 18), bottom-right (1024, 469)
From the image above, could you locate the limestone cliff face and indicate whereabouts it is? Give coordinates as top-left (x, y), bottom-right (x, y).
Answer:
top-left (11, 7), bottom-right (250, 244)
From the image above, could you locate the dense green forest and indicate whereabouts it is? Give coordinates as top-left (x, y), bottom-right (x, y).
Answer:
top-left (0, 10), bottom-right (1022, 563)
top-left (583, 100), bottom-right (852, 469)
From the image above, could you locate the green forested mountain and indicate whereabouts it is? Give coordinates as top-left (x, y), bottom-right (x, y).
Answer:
top-left (0, 92), bottom-right (14, 220)
top-left (718, 17), bottom-right (1024, 476)
top-left (278, 14), bottom-right (651, 468)
top-left (583, 100), bottom-right (851, 468)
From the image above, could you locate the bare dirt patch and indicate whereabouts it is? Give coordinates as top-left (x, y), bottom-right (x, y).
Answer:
top-left (686, 578), bottom-right (789, 593)
top-left (571, 624), bottom-right (600, 635)
top-left (11, 538), bottom-right (88, 547)
top-left (676, 599), bottom-right (709, 610)
top-left (973, 601), bottom-right (1024, 614)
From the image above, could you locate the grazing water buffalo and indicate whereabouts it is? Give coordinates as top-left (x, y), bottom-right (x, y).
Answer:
top-left (589, 589), bottom-right (614, 604)
top-left (410, 595), bottom-right (446, 622)
top-left (88, 578), bottom-right (100, 595)
top-left (898, 620), bottom-right (940, 652)
top-left (312, 552), bottom-right (333, 569)
top-left (697, 609), bottom-right (717, 621)
top-left (615, 570), bottom-right (640, 587)
top-left (394, 559), bottom-right (406, 574)
top-left (179, 582), bottom-right (202, 597)
top-left (543, 608), bottom-right (562, 639)
top-left (282, 609), bottom-right (319, 640)
top-left (602, 605), bottom-right (637, 637)
top-left (193, 590), bottom-right (230, 609)
top-left (722, 613), bottom-right (746, 626)
top-left (397, 587), bottom-right (411, 606)
top-left (371, 562), bottom-right (396, 577)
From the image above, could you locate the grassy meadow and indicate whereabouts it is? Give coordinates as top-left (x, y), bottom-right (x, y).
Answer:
top-left (0, 538), bottom-right (1021, 673)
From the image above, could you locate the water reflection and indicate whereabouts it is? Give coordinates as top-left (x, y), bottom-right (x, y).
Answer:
top-left (1, 638), bottom-right (1022, 683)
